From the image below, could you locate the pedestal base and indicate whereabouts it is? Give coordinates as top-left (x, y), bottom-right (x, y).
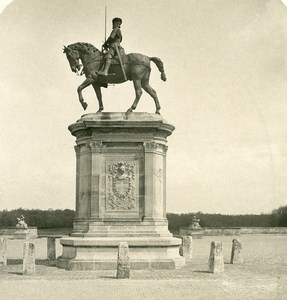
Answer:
top-left (190, 230), bottom-right (203, 239)
top-left (14, 229), bottom-right (30, 240)
top-left (180, 227), bottom-right (204, 239)
top-left (57, 236), bottom-right (185, 270)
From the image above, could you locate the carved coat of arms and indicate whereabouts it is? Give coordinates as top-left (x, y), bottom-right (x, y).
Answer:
top-left (107, 161), bottom-right (136, 210)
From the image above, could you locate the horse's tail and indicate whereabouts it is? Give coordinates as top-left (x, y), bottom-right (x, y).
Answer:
top-left (149, 57), bottom-right (167, 82)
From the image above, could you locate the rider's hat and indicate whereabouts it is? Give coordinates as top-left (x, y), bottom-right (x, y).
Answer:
top-left (112, 17), bottom-right (122, 24)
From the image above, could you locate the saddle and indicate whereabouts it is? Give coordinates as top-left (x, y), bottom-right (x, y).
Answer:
top-left (97, 51), bottom-right (128, 86)
top-left (110, 47), bottom-right (127, 65)
top-left (111, 55), bottom-right (128, 65)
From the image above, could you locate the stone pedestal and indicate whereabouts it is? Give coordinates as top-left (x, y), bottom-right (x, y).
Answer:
top-left (179, 227), bottom-right (203, 239)
top-left (57, 112), bottom-right (185, 270)
top-left (14, 229), bottom-right (30, 240)
top-left (189, 229), bottom-right (203, 239)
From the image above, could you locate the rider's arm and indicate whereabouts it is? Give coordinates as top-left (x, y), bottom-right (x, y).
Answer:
top-left (104, 28), bottom-right (120, 47)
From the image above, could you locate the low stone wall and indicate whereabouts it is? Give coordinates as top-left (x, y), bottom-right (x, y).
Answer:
top-left (239, 227), bottom-right (287, 234)
top-left (180, 227), bottom-right (287, 236)
top-left (203, 227), bottom-right (241, 236)
top-left (0, 227), bottom-right (38, 237)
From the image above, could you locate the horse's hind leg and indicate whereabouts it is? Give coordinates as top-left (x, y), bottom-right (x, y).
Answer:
top-left (92, 83), bottom-right (104, 113)
top-left (142, 77), bottom-right (161, 114)
top-left (127, 79), bottom-right (143, 113)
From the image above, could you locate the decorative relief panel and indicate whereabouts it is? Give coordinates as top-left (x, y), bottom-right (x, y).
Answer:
top-left (89, 141), bottom-right (103, 149)
top-left (106, 161), bottom-right (138, 211)
top-left (89, 141), bottom-right (103, 153)
top-left (143, 141), bottom-right (158, 150)
top-left (162, 145), bottom-right (169, 153)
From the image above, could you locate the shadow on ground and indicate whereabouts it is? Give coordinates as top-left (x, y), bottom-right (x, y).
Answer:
top-left (99, 276), bottom-right (117, 279)
top-left (7, 259), bottom-right (51, 266)
top-left (193, 270), bottom-right (210, 273)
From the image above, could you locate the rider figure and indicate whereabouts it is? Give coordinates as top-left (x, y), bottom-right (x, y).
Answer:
top-left (98, 17), bottom-right (123, 77)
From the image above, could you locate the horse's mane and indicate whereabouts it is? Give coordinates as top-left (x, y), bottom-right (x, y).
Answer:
top-left (67, 42), bottom-right (100, 54)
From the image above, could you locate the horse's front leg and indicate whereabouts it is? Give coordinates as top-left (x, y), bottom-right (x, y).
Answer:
top-left (92, 83), bottom-right (104, 113)
top-left (77, 77), bottom-right (94, 110)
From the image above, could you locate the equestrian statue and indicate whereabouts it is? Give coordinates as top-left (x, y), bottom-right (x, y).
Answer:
top-left (63, 17), bottom-right (166, 114)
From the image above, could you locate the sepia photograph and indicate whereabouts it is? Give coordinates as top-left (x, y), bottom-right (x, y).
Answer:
top-left (0, 0), bottom-right (286, 299)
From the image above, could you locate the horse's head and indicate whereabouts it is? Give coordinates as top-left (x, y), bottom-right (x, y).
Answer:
top-left (63, 45), bottom-right (82, 73)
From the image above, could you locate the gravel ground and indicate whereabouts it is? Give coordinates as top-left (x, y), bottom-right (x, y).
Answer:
top-left (0, 234), bottom-right (286, 300)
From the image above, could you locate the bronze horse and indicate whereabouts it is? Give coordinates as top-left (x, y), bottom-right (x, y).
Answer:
top-left (63, 42), bottom-right (167, 114)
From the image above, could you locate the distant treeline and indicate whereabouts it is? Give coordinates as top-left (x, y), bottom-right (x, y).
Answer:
top-left (168, 205), bottom-right (287, 231)
top-left (0, 205), bottom-right (287, 229)
top-left (167, 213), bottom-right (272, 231)
top-left (0, 208), bottom-right (74, 229)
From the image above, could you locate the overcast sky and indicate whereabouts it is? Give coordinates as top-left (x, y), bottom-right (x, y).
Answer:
top-left (0, 0), bottom-right (287, 214)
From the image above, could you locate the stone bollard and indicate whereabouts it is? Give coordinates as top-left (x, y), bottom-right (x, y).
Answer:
top-left (47, 237), bottom-right (56, 261)
top-left (179, 244), bottom-right (183, 256)
top-left (0, 238), bottom-right (7, 267)
top-left (182, 236), bottom-right (193, 259)
top-left (208, 241), bottom-right (224, 273)
top-left (23, 242), bottom-right (35, 275)
top-left (117, 242), bottom-right (130, 279)
top-left (231, 238), bottom-right (243, 264)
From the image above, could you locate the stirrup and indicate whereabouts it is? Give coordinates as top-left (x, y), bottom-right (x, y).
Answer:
top-left (96, 71), bottom-right (108, 77)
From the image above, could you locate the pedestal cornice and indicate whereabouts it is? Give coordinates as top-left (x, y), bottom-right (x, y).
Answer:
top-left (68, 112), bottom-right (175, 138)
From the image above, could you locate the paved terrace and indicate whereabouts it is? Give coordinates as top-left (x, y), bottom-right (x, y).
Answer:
top-left (0, 235), bottom-right (286, 300)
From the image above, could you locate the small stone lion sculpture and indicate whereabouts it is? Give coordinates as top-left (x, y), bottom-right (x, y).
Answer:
top-left (16, 215), bottom-right (28, 229)
top-left (190, 216), bottom-right (201, 230)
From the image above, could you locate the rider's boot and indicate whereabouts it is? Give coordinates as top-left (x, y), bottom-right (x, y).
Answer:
top-left (97, 58), bottom-right (112, 77)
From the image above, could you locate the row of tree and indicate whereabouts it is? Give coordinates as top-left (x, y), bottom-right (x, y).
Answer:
top-left (0, 205), bottom-right (286, 229)
top-left (0, 208), bottom-right (74, 228)
top-left (167, 212), bottom-right (272, 230)
top-left (167, 205), bottom-right (287, 231)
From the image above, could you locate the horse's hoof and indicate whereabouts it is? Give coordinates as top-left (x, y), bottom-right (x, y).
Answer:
top-left (96, 109), bottom-right (103, 114)
top-left (126, 108), bottom-right (133, 114)
top-left (155, 110), bottom-right (161, 115)
top-left (81, 102), bottom-right (88, 110)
